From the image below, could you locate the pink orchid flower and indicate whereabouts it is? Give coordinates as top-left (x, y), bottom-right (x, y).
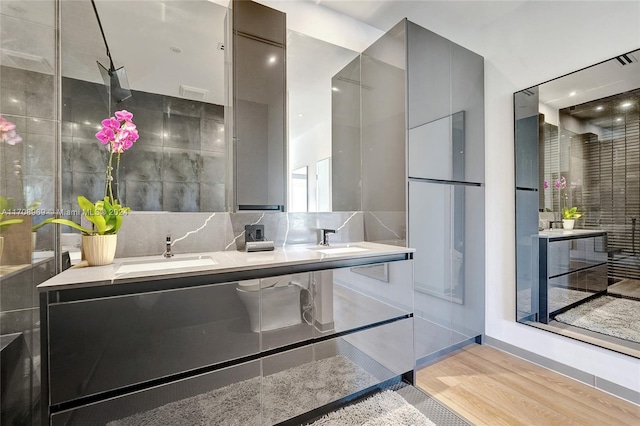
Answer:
top-left (95, 110), bottom-right (139, 153)
top-left (115, 110), bottom-right (133, 122)
top-left (0, 115), bottom-right (22, 145)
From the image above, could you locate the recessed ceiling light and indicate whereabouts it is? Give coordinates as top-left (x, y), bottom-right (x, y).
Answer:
top-left (569, 91), bottom-right (577, 97)
top-left (616, 118), bottom-right (623, 122)
top-left (596, 106), bottom-right (604, 111)
top-left (84, 121), bottom-right (91, 125)
top-left (10, 98), bottom-right (18, 103)
top-left (621, 102), bottom-right (632, 108)
top-left (298, 114), bottom-right (303, 117)
top-left (268, 55), bottom-right (277, 64)
top-left (332, 87), bottom-right (339, 92)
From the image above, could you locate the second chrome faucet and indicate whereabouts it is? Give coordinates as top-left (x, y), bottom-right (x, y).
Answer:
top-left (164, 235), bottom-right (174, 258)
top-left (320, 229), bottom-right (336, 246)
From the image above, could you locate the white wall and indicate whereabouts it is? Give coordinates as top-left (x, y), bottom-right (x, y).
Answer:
top-left (476, 1), bottom-right (640, 393)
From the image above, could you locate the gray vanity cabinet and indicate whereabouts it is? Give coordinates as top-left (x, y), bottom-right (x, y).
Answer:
top-left (407, 21), bottom-right (484, 185)
top-left (538, 232), bottom-right (608, 323)
top-left (40, 254), bottom-right (415, 425)
top-left (233, 0), bottom-right (286, 210)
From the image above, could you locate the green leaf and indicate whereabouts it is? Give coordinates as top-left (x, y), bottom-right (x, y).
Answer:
top-left (0, 218), bottom-right (24, 227)
top-left (32, 218), bottom-right (95, 235)
top-left (30, 195), bottom-right (129, 236)
top-left (78, 196), bottom-right (107, 233)
top-left (562, 206), bottom-right (582, 219)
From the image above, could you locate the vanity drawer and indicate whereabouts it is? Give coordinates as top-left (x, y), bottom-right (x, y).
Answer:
top-left (47, 281), bottom-right (259, 405)
top-left (50, 319), bottom-right (413, 425)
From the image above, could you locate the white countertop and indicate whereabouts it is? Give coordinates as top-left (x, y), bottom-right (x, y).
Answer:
top-left (37, 241), bottom-right (414, 292)
top-left (538, 229), bottom-right (607, 239)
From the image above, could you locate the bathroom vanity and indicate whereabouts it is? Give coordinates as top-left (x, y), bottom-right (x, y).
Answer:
top-left (538, 229), bottom-right (608, 323)
top-left (38, 242), bottom-right (415, 425)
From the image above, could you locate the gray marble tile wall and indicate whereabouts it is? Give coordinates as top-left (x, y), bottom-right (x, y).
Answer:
top-left (113, 211), bottom-right (365, 257)
top-left (0, 66), bottom-right (56, 250)
top-left (61, 77), bottom-right (226, 214)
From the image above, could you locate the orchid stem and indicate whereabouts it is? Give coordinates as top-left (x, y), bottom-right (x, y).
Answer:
top-left (106, 149), bottom-right (115, 204)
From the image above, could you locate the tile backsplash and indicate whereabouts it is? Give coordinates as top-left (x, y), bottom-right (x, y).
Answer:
top-left (66, 209), bottom-right (407, 259)
top-left (112, 211), bottom-right (366, 258)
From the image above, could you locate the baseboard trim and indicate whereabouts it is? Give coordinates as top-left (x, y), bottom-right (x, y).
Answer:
top-left (416, 336), bottom-right (480, 368)
top-left (484, 336), bottom-right (640, 405)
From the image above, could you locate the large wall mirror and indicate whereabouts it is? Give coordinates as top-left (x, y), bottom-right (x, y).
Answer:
top-left (514, 48), bottom-right (640, 357)
top-left (60, 0), bottom-right (360, 214)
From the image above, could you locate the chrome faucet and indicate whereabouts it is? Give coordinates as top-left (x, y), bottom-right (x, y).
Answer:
top-left (320, 229), bottom-right (336, 246)
top-left (164, 235), bottom-right (174, 258)
top-left (548, 220), bottom-right (563, 229)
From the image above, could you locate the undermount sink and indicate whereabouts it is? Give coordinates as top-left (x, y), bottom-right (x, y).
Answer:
top-left (116, 256), bottom-right (218, 274)
top-left (308, 246), bottom-right (369, 255)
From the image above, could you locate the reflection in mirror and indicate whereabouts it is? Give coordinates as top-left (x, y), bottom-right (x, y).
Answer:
top-left (290, 166), bottom-right (308, 212)
top-left (287, 30), bottom-right (359, 212)
top-left (62, 2), bottom-right (362, 213)
top-left (61, 0), bottom-right (228, 214)
top-left (515, 48), bottom-right (640, 357)
top-left (316, 157), bottom-right (331, 212)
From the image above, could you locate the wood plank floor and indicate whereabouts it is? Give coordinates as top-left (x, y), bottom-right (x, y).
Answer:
top-left (416, 344), bottom-right (640, 426)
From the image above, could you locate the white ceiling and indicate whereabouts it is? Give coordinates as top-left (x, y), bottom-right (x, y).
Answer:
top-left (312, 0), bottom-right (529, 36)
top-left (4, 0), bottom-right (638, 113)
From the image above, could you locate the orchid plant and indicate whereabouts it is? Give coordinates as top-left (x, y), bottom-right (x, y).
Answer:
top-left (0, 115), bottom-right (22, 145)
top-left (34, 110), bottom-right (138, 235)
top-left (555, 176), bottom-right (582, 220)
top-left (1, 115), bottom-right (24, 211)
top-left (0, 196), bottom-right (23, 231)
top-left (96, 109), bottom-right (139, 204)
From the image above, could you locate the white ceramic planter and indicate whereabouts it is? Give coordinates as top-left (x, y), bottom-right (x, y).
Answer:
top-left (82, 234), bottom-right (117, 266)
top-left (562, 219), bottom-right (575, 230)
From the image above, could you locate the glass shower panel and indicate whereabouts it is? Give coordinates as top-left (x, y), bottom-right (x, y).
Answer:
top-left (331, 55), bottom-right (361, 212)
top-left (410, 181), bottom-right (482, 362)
top-left (1, 3), bottom-right (57, 425)
top-left (361, 20), bottom-right (406, 215)
top-left (314, 261), bottom-right (413, 338)
top-left (338, 318), bottom-right (414, 379)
